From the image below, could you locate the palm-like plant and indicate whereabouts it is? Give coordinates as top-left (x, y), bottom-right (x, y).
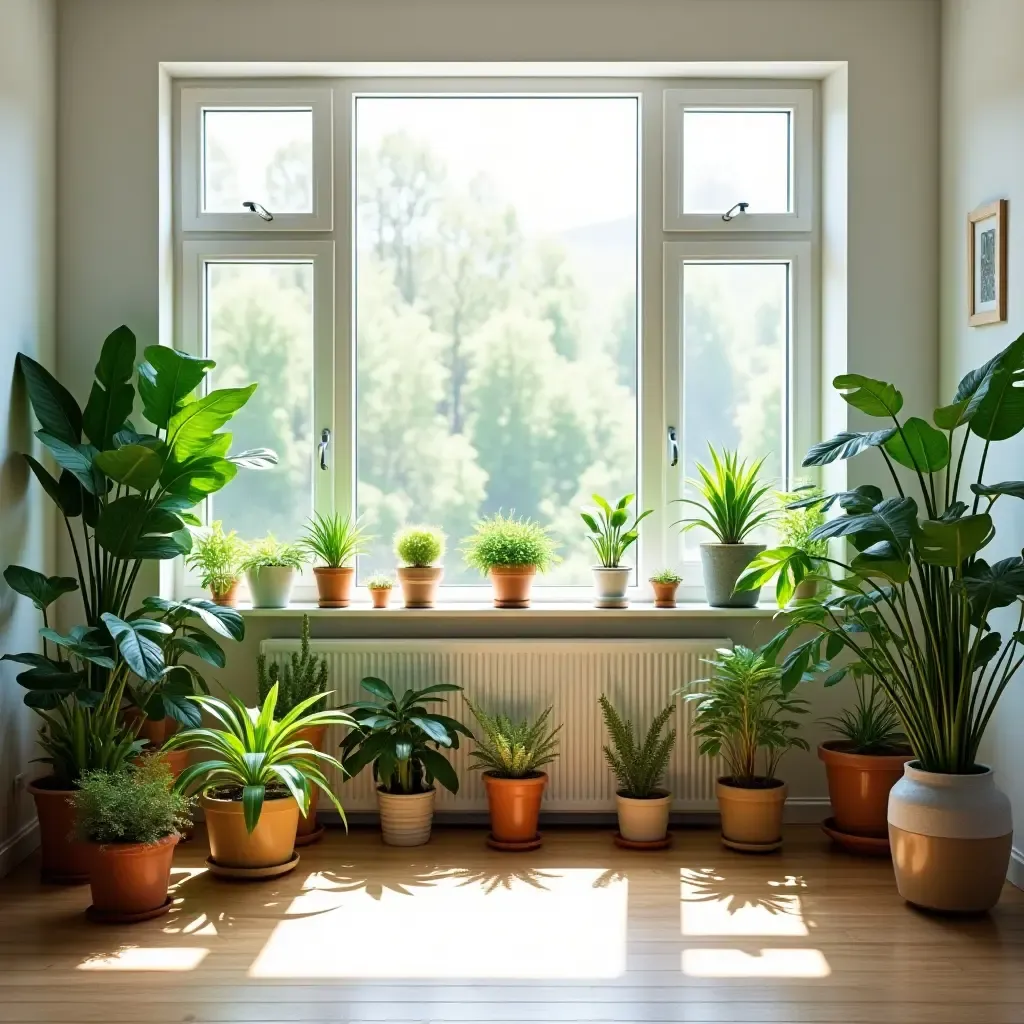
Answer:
top-left (598, 696), bottom-right (676, 798)
top-left (820, 672), bottom-right (906, 755)
top-left (166, 684), bottom-right (353, 833)
top-left (302, 512), bottom-right (370, 568)
top-left (465, 700), bottom-right (561, 778)
top-left (581, 493), bottom-right (653, 567)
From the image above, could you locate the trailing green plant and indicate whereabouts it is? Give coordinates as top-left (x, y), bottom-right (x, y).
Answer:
top-left (465, 700), bottom-right (562, 778)
top-left (821, 672), bottom-right (906, 755)
top-left (462, 512), bottom-right (560, 573)
top-left (650, 569), bottom-right (683, 585)
top-left (672, 445), bottom-right (775, 544)
top-left (679, 646), bottom-right (808, 786)
top-left (302, 512), bottom-right (370, 568)
top-left (73, 755), bottom-right (194, 845)
top-left (598, 695), bottom-right (676, 798)
top-left (186, 520), bottom-right (246, 594)
top-left (339, 678), bottom-right (471, 795)
top-left (394, 526), bottom-right (445, 567)
top-left (736, 333), bottom-right (1024, 774)
top-left (166, 683), bottom-right (353, 833)
top-left (581, 493), bottom-right (652, 568)
top-left (240, 534), bottom-right (305, 571)
top-left (257, 614), bottom-right (328, 716)
top-left (365, 573), bottom-right (394, 590)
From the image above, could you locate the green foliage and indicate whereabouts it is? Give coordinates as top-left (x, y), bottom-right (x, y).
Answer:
top-left (673, 446), bottom-right (775, 544)
top-left (339, 678), bottom-right (470, 795)
top-left (581, 493), bottom-right (652, 568)
top-left (73, 756), bottom-right (194, 845)
top-left (679, 646), bottom-right (808, 785)
top-left (465, 700), bottom-right (562, 778)
top-left (166, 684), bottom-right (352, 834)
top-left (820, 675), bottom-right (905, 755)
top-left (186, 521), bottom-right (246, 594)
top-left (775, 487), bottom-right (829, 558)
top-left (394, 526), bottom-right (445, 567)
top-left (302, 512), bottom-right (370, 568)
top-left (365, 573), bottom-right (394, 590)
top-left (257, 615), bottom-right (328, 716)
top-left (240, 534), bottom-right (305, 571)
top-left (598, 695), bottom-right (676, 798)
top-left (649, 569), bottom-right (682, 585)
top-left (462, 512), bottom-right (560, 572)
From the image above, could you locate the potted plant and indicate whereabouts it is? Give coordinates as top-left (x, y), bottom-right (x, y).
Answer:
top-left (394, 526), bottom-right (445, 608)
top-left (72, 756), bottom-right (194, 922)
top-left (462, 512), bottom-right (560, 608)
top-left (672, 446), bottom-right (775, 607)
top-left (581, 493), bottom-right (652, 608)
top-left (599, 695), bottom-right (676, 845)
top-left (365, 573), bottom-right (394, 608)
top-left (166, 683), bottom-right (351, 877)
top-left (303, 511), bottom-right (369, 608)
top-left (241, 535), bottom-right (304, 608)
top-left (186, 521), bottom-right (246, 606)
top-left (818, 671), bottom-right (912, 853)
top-left (681, 645), bottom-right (808, 851)
top-left (340, 678), bottom-right (469, 846)
top-left (649, 569), bottom-right (682, 608)
top-left (466, 700), bottom-right (561, 849)
top-left (742, 342), bottom-right (1024, 909)
top-left (774, 486), bottom-right (830, 599)
top-left (257, 614), bottom-right (330, 845)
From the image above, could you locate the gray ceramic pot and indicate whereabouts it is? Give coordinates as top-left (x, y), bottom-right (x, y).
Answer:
top-left (700, 543), bottom-right (765, 607)
top-left (246, 565), bottom-right (296, 608)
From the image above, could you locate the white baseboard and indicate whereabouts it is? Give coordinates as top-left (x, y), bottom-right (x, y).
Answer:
top-left (0, 819), bottom-right (38, 879)
top-left (1009, 845), bottom-right (1024, 891)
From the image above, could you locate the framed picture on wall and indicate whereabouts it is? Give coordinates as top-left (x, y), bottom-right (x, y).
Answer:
top-left (968, 199), bottom-right (1008, 326)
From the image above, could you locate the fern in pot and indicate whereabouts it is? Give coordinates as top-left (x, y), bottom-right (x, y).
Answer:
top-left (186, 521), bottom-right (246, 606)
top-left (394, 526), bottom-right (445, 608)
top-left (241, 535), bottom-right (304, 608)
top-left (582, 493), bottom-right (652, 608)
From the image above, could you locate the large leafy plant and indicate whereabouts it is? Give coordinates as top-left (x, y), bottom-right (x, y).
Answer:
top-left (738, 334), bottom-right (1024, 773)
top-left (598, 695), bottom-right (675, 798)
top-left (581, 493), bottom-right (652, 568)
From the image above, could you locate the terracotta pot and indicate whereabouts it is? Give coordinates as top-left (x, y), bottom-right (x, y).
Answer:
top-left (28, 778), bottom-right (91, 883)
top-left (483, 772), bottom-right (547, 842)
top-left (616, 791), bottom-right (671, 842)
top-left (88, 834), bottom-right (178, 917)
top-left (369, 587), bottom-right (392, 609)
top-left (123, 708), bottom-right (168, 747)
top-left (202, 790), bottom-right (298, 869)
top-left (294, 725), bottom-right (327, 840)
top-left (651, 581), bottom-right (680, 608)
top-left (313, 566), bottom-right (355, 608)
top-left (377, 788), bottom-right (435, 846)
top-left (489, 565), bottom-right (537, 608)
top-left (396, 566), bottom-right (443, 608)
top-left (145, 748), bottom-right (191, 779)
top-left (211, 580), bottom-right (240, 607)
top-left (592, 566), bottom-right (630, 608)
top-left (819, 741), bottom-right (912, 839)
top-left (717, 777), bottom-right (787, 848)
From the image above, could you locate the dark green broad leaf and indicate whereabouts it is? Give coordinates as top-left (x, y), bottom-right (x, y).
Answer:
top-left (953, 557), bottom-right (1024, 622)
top-left (801, 428), bottom-right (897, 467)
top-left (851, 540), bottom-right (911, 583)
top-left (141, 596), bottom-right (245, 641)
top-left (37, 627), bottom-right (115, 668)
top-left (810, 497), bottom-right (920, 555)
top-left (168, 630), bottom-right (226, 668)
top-left (2, 565), bottom-right (78, 611)
top-left (839, 485), bottom-right (885, 514)
top-left (974, 631), bottom-right (1003, 672)
top-left (971, 481), bottom-right (1024, 502)
top-left (967, 334), bottom-right (1024, 441)
top-left (833, 374), bottom-right (904, 418)
top-left (15, 353), bottom-right (82, 444)
top-left (159, 455), bottom-right (237, 504)
top-left (166, 385), bottom-right (256, 461)
top-left (418, 746), bottom-right (460, 794)
top-left (137, 346), bottom-right (215, 429)
top-left (24, 456), bottom-right (83, 518)
top-left (939, 501), bottom-right (968, 521)
top-left (156, 671), bottom-right (204, 728)
top-left (916, 514), bottom-right (993, 567)
top-left (94, 325), bottom-right (137, 387)
top-left (15, 663), bottom-right (87, 694)
top-left (101, 613), bottom-right (166, 682)
top-left (82, 378), bottom-right (135, 451)
top-left (883, 417), bottom-right (950, 472)
top-left (94, 444), bottom-right (164, 491)
top-left (133, 534), bottom-right (190, 560)
top-left (95, 497), bottom-right (185, 558)
top-left (227, 448), bottom-right (278, 470)
top-left (35, 432), bottom-right (105, 494)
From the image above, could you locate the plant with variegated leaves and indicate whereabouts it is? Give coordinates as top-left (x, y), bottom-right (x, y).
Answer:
top-left (465, 700), bottom-right (561, 778)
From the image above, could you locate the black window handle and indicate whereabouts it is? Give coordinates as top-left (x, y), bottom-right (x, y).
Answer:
top-left (318, 428), bottom-right (330, 471)
top-left (668, 426), bottom-right (679, 467)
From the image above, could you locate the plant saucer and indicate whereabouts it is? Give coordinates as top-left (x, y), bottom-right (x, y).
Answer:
top-left (294, 825), bottom-right (326, 847)
top-left (821, 817), bottom-right (891, 856)
top-left (205, 853), bottom-right (300, 880)
top-left (86, 896), bottom-right (174, 924)
top-left (721, 835), bottom-right (783, 853)
top-left (486, 832), bottom-right (543, 852)
top-left (613, 832), bottom-right (671, 850)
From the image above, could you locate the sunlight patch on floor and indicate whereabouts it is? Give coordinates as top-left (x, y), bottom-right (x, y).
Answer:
top-left (680, 869), bottom-right (809, 936)
top-left (77, 947), bottom-right (210, 972)
top-left (682, 947), bottom-right (831, 978)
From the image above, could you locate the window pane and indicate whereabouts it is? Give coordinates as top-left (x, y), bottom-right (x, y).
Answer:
top-left (683, 110), bottom-right (790, 214)
top-left (205, 262), bottom-right (314, 543)
top-left (203, 109), bottom-right (313, 213)
top-left (681, 262), bottom-right (788, 554)
top-left (355, 96), bottom-right (639, 586)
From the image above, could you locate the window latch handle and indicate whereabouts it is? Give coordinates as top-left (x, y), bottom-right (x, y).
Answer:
top-left (318, 427), bottom-right (331, 471)
top-left (242, 200), bottom-right (274, 222)
top-left (722, 201), bottom-right (749, 222)
top-left (668, 426), bottom-right (679, 468)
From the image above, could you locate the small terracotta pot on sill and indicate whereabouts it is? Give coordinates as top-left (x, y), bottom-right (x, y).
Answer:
top-left (211, 580), bottom-right (240, 607)
top-left (313, 566), bottom-right (355, 608)
top-left (368, 587), bottom-right (392, 609)
top-left (651, 581), bottom-right (680, 608)
top-left (489, 565), bottom-right (538, 608)
top-left (396, 566), bottom-right (443, 608)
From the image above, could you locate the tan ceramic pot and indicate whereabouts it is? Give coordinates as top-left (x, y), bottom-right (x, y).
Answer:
top-left (717, 777), bottom-right (787, 848)
top-left (88, 834), bottom-right (178, 917)
top-left (313, 566), bottom-right (355, 608)
top-left (293, 725), bottom-right (327, 841)
top-left (377, 788), bottom-right (435, 846)
top-left (29, 778), bottom-right (91, 883)
top-left (819, 741), bottom-right (912, 839)
top-left (211, 580), bottom-right (240, 607)
top-left (369, 587), bottom-right (392, 609)
top-left (483, 772), bottom-right (547, 842)
top-left (489, 565), bottom-right (537, 608)
top-left (202, 791), bottom-right (298, 869)
top-left (396, 566), bottom-right (443, 608)
top-left (616, 792), bottom-right (671, 842)
top-left (651, 581), bottom-right (679, 608)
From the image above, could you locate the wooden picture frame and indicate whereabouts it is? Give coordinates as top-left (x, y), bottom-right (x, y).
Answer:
top-left (968, 199), bottom-right (1008, 326)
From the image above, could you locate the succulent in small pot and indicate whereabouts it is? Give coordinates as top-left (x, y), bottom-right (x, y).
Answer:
top-left (241, 535), bottom-right (304, 608)
top-left (462, 512), bottom-right (560, 608)
top-left (680, 645), bottom-right (808, 851)
top-left (394, 526), bottom-right (445, 608)
top-left (581, 493), bottom-right (652, 608)
top-left (186, 521), bottom-right (246, 606)
top-left (649, 569), bottom-right (683, 608)
top-left (365, 573), bottom-right (394, 609)
top-left (466, 700), bottom-right (561, 848)
top-left (302, 512), bottom-right (370, 608)
top-left (340, 677), bottom-right (469, 846)
top-left (599, 695), bottom-right (676, 844)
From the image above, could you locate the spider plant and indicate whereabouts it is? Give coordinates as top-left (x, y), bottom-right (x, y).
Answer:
top-left (302, 512), bottom-right (370, 568)
top-left (581, 493), bottom-right (653, 568)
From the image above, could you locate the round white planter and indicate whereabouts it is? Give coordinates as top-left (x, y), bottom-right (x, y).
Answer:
top-left (246, 566), bottom-right (296, 608)
top-left (377, 788), bottom-right (435, 847)
top-left (888, 762), bottom-right (1012, 912)
top-left (616, 792), bottom-right (671, 842)
top-left (592, 566), bottom-right (631, 608)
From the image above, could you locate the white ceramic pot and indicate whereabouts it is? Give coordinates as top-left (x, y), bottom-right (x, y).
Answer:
top-left (592, 566), bottom-right (631, 608)
top-left (888, 761), bottom-right (1012, 912)
top-left (246, 566), bottom-right (296, 608)
top-left (616, 792), bottom-right (671, 842)
top-left (377, 788), bottom-right (435, 846)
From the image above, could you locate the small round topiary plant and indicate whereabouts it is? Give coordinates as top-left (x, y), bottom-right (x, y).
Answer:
top-left (394, 526), bottom-right (445, 567)
top-left (462, 512), bottom-right (560, 573)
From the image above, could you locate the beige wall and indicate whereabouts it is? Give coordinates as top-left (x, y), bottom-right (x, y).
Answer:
top-left (940, 0), bottom-right (1024, 882)
top-left (0, 0), bottom-right (57, 872)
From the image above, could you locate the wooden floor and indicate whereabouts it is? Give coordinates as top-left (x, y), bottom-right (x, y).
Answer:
top-left (0, 825), bottom-right (1022, 1023)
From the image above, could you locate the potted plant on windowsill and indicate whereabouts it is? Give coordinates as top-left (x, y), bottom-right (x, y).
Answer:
top-left (466, 700), bottom-right (561, 850)
top-left (680, 645), bottom-right (808, 852)
top-left (774, 485), bottom-right (830, 599)
top-left (462, 512), bottom-right (560, 608)
top-left (394, 526), bottom-right (445, 608)
top-left (166, 684), bottom-right (352, 878)
top-left (186, 521), bottom-right (246, 606)
top-left (365, 573), bottom-right (394, 609)
top-left (582, 493), bottom-right (652, 608)
top-left (599, 695), bottom-right (676, 846)
top-left (649, 569), bottom-right (683, 608)
top-left (672, 446), bottom-right (775, 608)
top-left (303, 512), bottom-right (369, 608)
top-left (72, 755), bottom-right (194, 923)
top-left (241, 535), bottom-right (304, 608)
top-left (340, 677), bottom-right (469, 846)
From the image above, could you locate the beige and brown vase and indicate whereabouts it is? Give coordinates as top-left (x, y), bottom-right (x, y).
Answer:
top-left (888, 762), bottom-right (1012, 912)
top-left (396, 566), bottom-right (443, 608)
top-left (377, 788), bottom-right (435, 846)
top-left (616, 791), bottom-right (671, 843)
top-left (717, 777), bottom-right (787, 851)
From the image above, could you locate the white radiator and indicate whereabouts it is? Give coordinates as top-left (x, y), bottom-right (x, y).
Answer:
top-left (260, 638), bottom-right (728, 813)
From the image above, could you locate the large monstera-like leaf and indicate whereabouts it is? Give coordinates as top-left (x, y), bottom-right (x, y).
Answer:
top-left (137, 346), bottom-right (215, 429)
top-left (883, 417), bottom-right (950, 473)
top-left (82, 326), bottom-right (137, 450)
top-left (166, 385), bottom-right (257, 461)
top-left (954, 557), bottom-right (1024, 624)
top-left (968, 334), bottom-right (1024, 441)
top-left (101, 613), bottom-right (169, 682)
top-left (916, 514), bottom-right (993, 568)
top-left (802, 428), bottom-right (897, 467)
top-left (810, 496), bottom-right (920, 556)
top-left (2, 565), bottom-right (78, 611)
top-left (95, 496), bottom-right (189, 559)
top-left (15, 353), bottom-right (82, 445)
top-left (833, 374), bottom-right (904, 418)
